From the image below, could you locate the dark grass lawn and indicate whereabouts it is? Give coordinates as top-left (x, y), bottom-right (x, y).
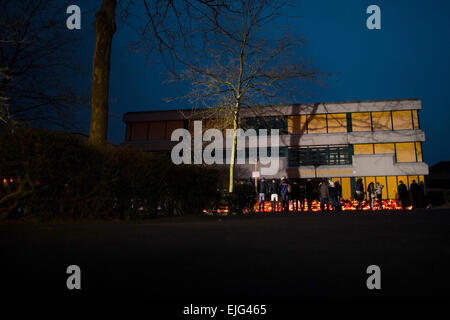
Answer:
top-left (1, 209), bottom-right (450, 304)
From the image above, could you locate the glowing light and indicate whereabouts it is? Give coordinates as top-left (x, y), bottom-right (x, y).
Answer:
top-left (204, 199), bottom-right (412, 215)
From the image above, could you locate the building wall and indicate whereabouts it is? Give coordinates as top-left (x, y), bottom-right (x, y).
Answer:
top-left (122, 99), bottom-right (429, 200)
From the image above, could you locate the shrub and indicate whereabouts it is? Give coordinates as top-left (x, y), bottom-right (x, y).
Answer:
top-left (0, 128), bottom-right (221, 220)
top-left (223, 182), bottom-right (257, 214)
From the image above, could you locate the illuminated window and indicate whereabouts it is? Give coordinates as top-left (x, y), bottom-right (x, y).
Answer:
top-left (408, 176), bottom-right (419, 189)
top-left (351, 112), bottom-right (371, 132)
top-left (371, 112), bottom-right (392, 131)
top-left (375, 176), bottom-right (388, 199)
top-left (149, 121), bottom-right (166, 139)
top-left (415, 142), bottom-right (423, 162)
top-left (397, 175), bottom-right (408, 188)
top-left (288, 115), bottom-right (307, 134)
top-left (392, 111), bottom-right (413, 130)
top-left (341, 177), bottom-right (351, 200)
top-left (386, 176), bottom-right (398, 199)
top-left (374, 143), bottom-right (395, 154)
top-left (307, 114), bottom-right (327, 133)
top-left (327, 113), bottom-right (347, 133)
top-left (131, 122), bottom-right (148, 140)
top-left (412, 110), bottom-right (419, 129)
top-left (395, 143), bottom-right (416, 162)
top-left (366, 176), bottom-right (376, 193)
top-left (354, 144), bottom-right (374, 154)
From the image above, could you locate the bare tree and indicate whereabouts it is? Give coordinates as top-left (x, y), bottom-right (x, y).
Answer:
top-left (0, 0), bottom-right (85, 130)
top-left (159, 0), bottom-right (325, 192)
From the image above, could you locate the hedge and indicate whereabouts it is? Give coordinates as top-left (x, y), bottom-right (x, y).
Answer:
top-left (0, 128), bottom-right (221, 220)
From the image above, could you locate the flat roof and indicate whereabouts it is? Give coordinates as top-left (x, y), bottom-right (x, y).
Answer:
top-left (123, 98), bottom-right (422, 122)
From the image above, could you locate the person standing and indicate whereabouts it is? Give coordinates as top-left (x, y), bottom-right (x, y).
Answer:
top-left (397, 180), bottom-right (408, 210)
top-left (258, 178), bottom-right (267, 213)
top-left (269, 179), bottom-right (279, 213)
top-left (419, 181), bottom-right (429, 208)
top-left (280, 176), bottom-right (290, 212)
top-left (376, 182), bottom-right (384, 210)
top-left (355, 178), bottom-right (364, 210)
top-left (409, 179), bottom-right (421, 209)
top-left (319, 180), bottom-right (330, 212)
top-left (367, 182), bottom-right (376, 210)
top-left (328, 180), bottom-right (336, 211)
top-left (334, 181), bottom-right (342, 211)
top-left (298, 182), bottom-right (306, 212)
top-left (305, 179), bottom-right (314, 212)
top-left (291, 182), bottom-right (300, 212)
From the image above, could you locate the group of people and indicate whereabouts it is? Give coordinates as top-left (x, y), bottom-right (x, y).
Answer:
top-left (257, 177), bottom-right (343, 213)
top-left (355, 178), bottom-right (428, 210)
top-left (257, 177), bottom-right (429, 213)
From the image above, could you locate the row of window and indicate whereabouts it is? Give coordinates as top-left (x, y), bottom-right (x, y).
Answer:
top-left (288, 146), bottom-right (352, 167)
top-left (354, 142), bottom-right (423, 163)
top-left (173, 142), bottom-right (422, 165)
top-left (127, 120), bottom-right (185, 141)
top-left (286, 142), bottom-right (423, 167)
top-left (288, 110), bottom-right (420, 134)
top-left (331, 175), bottom-right (425, 200)
top-left (126, 110), bottom-right (420, 141)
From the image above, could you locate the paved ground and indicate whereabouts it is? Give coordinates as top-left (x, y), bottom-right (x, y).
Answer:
top-left (1, 209), bottom-right (450, 304)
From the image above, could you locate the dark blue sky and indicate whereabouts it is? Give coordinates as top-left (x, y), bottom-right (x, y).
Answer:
top-left (74, 0), bottom-right (450, 165)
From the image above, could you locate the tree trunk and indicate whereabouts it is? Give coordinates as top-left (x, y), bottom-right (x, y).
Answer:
top-left (228, 107), bottom-right (239, 193)
top-left (89, 0), bottom-right (116, 145)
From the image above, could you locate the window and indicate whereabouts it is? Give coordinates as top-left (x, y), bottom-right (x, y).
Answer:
top-left (287, 115), bottom-right (307, 134)
top-left (307, 114), bottom-right (327, 133)
top-left (354, 144), bottom-right (374, 154)
top-left (408, 176), bottom-right (419, 189)
top-left (241, 116), bottom-right (288, 135)
top-left (412, 110), bottom-right (419, 129)
top-left (341, 177), bottom-right (351, 200)
top-left (395, 142), bottom-right (416, 162)
top-left (148, 121), bottom-right (166, 139)
top-left (351, 112), bottom-right (371, 132)
top-left (375, 176), bottom-right (388, 199)
top-left (392, 111), bottom-right (413, 130)
top-left (288, 145), bottom-right (352, 167)
top-left (327, 113), bottom-right (347, 133)
top-left (130, 122), bottom-right (148, 140)
top-left (371, 112), bottom-right (392, 131)
top-left (386, 176), bottom-right (398, 199)
top-left (374, 143), bottom-right (395, 154)
top-left (205, 119), bottom-right (223, 131)
top-left (366, 177), bottom-right (376, 193)
top-left (188, 120), bottom-right (197, 136)
top-left (415, 142), bottom-right (423, 161)
top-left (244, 147), bottom-right (287, 158)
top-left (126, 123), bottom-right (132, 140)
top-left (166, 121), bottom-right (184, 139)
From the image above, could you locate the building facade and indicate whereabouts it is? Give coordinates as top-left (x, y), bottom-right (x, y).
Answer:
top-left (122, 98), bottom-right (428, 200)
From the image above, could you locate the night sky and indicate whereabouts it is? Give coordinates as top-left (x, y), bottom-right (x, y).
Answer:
top-left (73, 0), bottom-right (450, 166)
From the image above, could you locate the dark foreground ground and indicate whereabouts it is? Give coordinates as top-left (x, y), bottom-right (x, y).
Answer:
top-left (1, 209), bottom-right (450, 314)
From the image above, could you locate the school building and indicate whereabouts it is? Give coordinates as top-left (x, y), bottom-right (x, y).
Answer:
top-left (122, 98), bottom-right (428, 200)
